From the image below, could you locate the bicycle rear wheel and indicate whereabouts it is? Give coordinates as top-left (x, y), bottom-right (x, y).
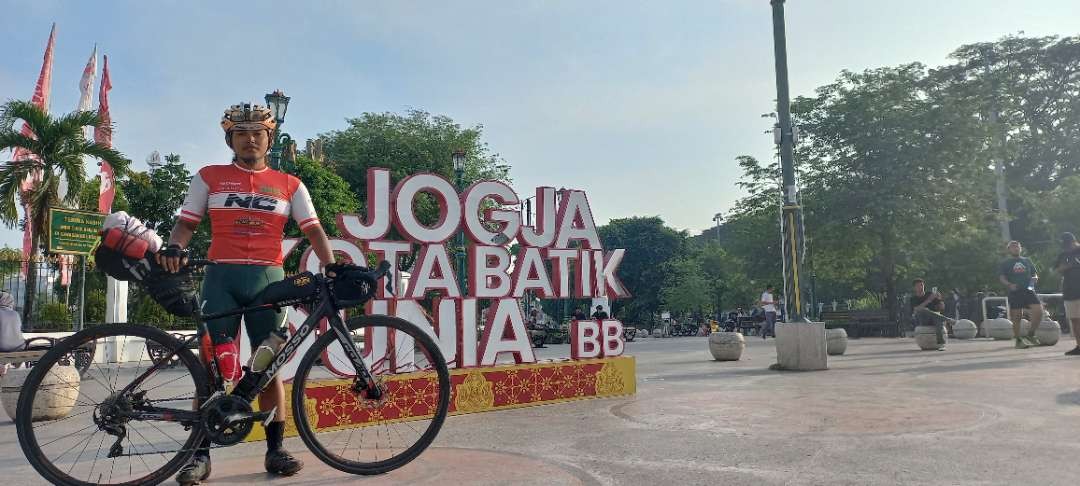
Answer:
top-left (292, 315), bottom-right (451, 475)
top-left (15, 324), bottom-right (210, 486)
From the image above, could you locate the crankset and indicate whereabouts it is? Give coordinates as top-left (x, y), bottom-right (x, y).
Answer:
top-left (202, 395), bottom-right (275, 446)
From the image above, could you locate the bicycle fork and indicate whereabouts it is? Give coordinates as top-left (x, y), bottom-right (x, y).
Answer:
top-left (327, 312), bottom-right (383, 400)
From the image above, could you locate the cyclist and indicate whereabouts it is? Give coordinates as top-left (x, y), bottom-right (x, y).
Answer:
top-left (158, 102), bottom-right (335, 484)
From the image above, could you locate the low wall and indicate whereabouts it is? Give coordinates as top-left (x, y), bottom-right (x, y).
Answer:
top-left (248, 355), bottom-right (637, 440)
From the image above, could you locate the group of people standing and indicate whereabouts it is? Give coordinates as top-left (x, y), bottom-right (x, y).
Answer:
top-left (910, 236), bottom-right (1080, 355)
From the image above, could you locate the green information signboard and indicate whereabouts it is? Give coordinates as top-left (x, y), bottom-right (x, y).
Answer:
top-left (47, 207), bottom-right (106, 255)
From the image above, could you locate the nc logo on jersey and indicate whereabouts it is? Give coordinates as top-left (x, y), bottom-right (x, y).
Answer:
top-left (224, 194), bottom-right (278, 211)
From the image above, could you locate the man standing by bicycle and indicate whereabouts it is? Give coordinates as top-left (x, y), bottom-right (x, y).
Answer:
top-left (158, 102), bottom-right (335, 484)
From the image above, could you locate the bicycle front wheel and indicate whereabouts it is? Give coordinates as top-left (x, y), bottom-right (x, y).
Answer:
top-left (15, 323), bottom-right (210, 486)
top-left (292, 315), bottom-right (451, 475)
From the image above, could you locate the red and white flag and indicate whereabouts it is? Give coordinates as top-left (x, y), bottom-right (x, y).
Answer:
top-left (95, 55), bottom-right (115, 214)
top-left (10, 24), bottom-right (56, 273)
top-left (59, 45), bottom-right (97, 287)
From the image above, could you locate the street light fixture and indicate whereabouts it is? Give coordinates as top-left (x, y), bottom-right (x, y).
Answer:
top-left (264, 90), bottom-right (294, 171)
top-left (264, 90), bottom-right (290, 124)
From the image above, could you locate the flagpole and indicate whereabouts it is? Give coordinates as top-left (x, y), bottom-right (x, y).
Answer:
top-left (95, 54), bottom-right (127, 326)
top-left (58, 44), bottom-right (98, 292)
top-left (13, 23), bottom-right (57, 322)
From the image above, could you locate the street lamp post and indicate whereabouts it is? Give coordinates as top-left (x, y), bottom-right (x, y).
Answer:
top-left (770, 0), bottom-right (807, 322)
top-left (452, 149), bottom-right (467, 295)
top-left (264, 90), bottom-right (293, 171)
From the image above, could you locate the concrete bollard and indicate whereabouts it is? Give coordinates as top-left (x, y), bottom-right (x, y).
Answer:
top-left (1035, 320), bottom-right (1061, 346)
top-left (986, 318), bottom-right (1015, 340)
top-left (708, 332), bottom-right (745, 361)
top-left (2, 365), bottom-right (80, 422)
top-left (914, 326), bottom-right (944, 350)
top-left (952, 319), bottom-right (977, 340)
top-left (774, 322), bottom-right (828, 371)
top-left (652, 329), bottom-right (663, 338)
top-left (825, 328), bottom-right (848, 355)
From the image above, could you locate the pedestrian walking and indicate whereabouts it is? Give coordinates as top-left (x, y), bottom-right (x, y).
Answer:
top-left (998, 240), bottom-right (1044, 349)
top-left (760, 285), bottom-right (778, 339)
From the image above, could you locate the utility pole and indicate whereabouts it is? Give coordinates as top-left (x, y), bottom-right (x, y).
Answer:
top-left (770, 0), bottom-right (806, 322)
top-left (985, 51), bottom-right (1011, 242)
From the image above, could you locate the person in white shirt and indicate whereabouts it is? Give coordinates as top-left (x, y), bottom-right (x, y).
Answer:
top-left (760, 285), bottom-right (778, 339)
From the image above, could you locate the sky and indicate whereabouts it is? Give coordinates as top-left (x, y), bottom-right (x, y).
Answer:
top-left (2, 0), bottom-right (1079, 251)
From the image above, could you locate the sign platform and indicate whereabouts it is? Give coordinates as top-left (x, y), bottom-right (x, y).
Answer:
top-left (249, 355), bottom-right (636, 440)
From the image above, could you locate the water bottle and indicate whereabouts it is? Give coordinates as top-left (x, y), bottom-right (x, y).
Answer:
top-left (201, 335), bottom-right (241, 383)
top-left (248, 330), bottom-right (287, 373)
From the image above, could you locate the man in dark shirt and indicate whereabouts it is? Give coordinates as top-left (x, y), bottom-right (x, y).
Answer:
top-left (592, 305), bottom-right (609, 320)
top-left (999, 240), bottom-right (1043, 349)
top-left (1053, 232), bottom-right (1080, 356)
top-left (910, 278), bottom-right (951, 351)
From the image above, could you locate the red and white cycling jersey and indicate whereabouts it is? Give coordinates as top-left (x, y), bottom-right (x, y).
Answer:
top-left (179, 163), bottom-right (320, 265)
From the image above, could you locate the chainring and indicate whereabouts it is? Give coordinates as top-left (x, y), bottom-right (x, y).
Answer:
top-left (202, 395), bottom-right (255, 446)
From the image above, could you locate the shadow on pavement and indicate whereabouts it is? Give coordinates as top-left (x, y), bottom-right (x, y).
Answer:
top-left (1056, 390), bottom-right (1080, 406)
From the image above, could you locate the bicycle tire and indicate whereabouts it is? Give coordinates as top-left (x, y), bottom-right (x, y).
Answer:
top-left (16, 323), bottom-right (211, 486)
top-left (292, 315), bottom-right (451, 475)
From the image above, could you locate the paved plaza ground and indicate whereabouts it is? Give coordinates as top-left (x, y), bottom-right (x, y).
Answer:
top-left (3, 335), bottom-right (1079, 485)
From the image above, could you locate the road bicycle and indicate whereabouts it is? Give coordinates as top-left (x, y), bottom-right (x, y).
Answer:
top-left (15, 260), bottom-right (451, 485)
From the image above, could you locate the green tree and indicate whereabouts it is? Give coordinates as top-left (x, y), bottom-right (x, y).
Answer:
top-left (789, 63), bottom-right (992, 319)
top-left (659, 257), bottom-right (714, 316)
top-left (77, 175), bottom-right (128, 213)
top-left (323, 110), bottom-right (510, 238)
top-left (0, 100), bottom-right (130, 321)
top-left (598, 216), bottom-right (686, 325)
top-left (283, 154), bottom-right (361, 272)
top-left (686, 239), bottom-right (757, 315)
top-left (122, 153), bottom-right (190, 233)
top-left (932, 35), bottom-right (1080, 254)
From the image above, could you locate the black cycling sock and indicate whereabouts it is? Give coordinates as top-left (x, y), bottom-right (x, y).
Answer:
top-left (195, 437), bottom-right (211, 458)
top-left (266, 421), bottom-right (285, 452)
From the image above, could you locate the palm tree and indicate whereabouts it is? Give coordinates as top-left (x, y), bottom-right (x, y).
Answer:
top-left (0, 99), bottom-right (129, 321)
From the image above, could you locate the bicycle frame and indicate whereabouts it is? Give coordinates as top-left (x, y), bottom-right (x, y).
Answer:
top-left (116, 273), bottom-right (377, 426)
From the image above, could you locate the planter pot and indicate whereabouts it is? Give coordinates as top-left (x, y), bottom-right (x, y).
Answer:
top-left (1035, 319), bottom-right (1061, 346)
top-left (952, 319), bottom-right (977, 340)
top-left (986, 318), bottom-right (1015, 340)
top-left (708, 332), bottom-right (745, 361)
top-left (914, 326), bottom-right (944, 350)
top-left (2, 365), bottom-right (80, 422)
top-left (825, 328), bottom-right (848, 355)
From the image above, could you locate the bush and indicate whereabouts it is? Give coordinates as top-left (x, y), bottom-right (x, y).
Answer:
top-left (132, 294), bottom-right (176, 326)
top-left (84, 290), bottom-right (106, 323)
top-left (851, 294), bottom-right (883, 311)
top-left (33, 302), bottom-right (73, 331)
